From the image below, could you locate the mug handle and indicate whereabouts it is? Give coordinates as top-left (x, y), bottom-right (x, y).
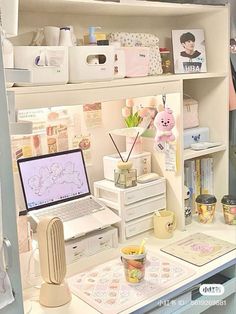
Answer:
top-left (173, 213), bottom-right (177, 230)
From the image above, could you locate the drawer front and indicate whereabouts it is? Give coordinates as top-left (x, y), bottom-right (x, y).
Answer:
top-left (125, 214), bottom-right (153, 238)
top-left (125, 195), bottom-right (166, 222)
top-left (124, 179), bottom-right (166, 205)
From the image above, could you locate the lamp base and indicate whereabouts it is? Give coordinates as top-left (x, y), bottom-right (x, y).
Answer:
top-left (39, 281), bottom-right (71, 307)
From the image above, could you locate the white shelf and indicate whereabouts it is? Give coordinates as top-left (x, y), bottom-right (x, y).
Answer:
top-left (9, 72), bottom-right (227, 94)
top-left (8, 72), bottom-right (227, 109)
top-left (184, 145), bottom-right (227, 161)
top-left (19, 0), bottom-right (225, 16)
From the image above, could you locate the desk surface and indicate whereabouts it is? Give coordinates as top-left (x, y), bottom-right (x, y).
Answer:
top-left (23, 215), bottom-right (236, 314)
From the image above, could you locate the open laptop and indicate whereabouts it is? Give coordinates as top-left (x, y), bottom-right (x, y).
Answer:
top-left (17, 148), bottom-right (120, 241)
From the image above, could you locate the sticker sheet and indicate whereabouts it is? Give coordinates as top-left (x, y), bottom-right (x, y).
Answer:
top-left (68, 253), bottom-right (195, 314)
top-left (83, 103), bottom-right (102, 128)
top-left (161, 233), bottom-right (236, 266)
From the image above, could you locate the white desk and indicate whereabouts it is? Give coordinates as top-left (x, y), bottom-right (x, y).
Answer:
top-left (23, 215), bottom-right (236, 314)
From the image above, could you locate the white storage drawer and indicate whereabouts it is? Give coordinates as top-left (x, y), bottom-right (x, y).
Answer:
top-left (14, 46), bottom-right (68, 86)
top-left (65, 237), bottom-right (88, 264)
top-left (125, 214), bottom-right (153, 238)
top-left (125, 195), bottom-right (166, 222)
top-left (124, 179), bottom-right (166, 205)
top-left (87, 228), bottom-right (118, 255)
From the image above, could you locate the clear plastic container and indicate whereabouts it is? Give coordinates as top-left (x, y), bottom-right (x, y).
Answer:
top-left (160, 48), bottom-right (172, 74)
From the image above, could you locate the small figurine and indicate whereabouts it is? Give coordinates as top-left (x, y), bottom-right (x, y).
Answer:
top-left (154, 107), bottom-right (175, 143)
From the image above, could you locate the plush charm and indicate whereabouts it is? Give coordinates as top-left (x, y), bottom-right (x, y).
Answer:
top-left (154, 107), bottom-right (175, 143)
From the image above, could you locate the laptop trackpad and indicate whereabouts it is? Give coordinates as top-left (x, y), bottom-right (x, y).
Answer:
top-left (93, 208), bottom-right (121, 225)
top-left (63, 215), bottom-right (102, 240)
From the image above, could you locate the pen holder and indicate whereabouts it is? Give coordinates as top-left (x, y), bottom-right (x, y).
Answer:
top-left (114, 161), bottom-right (137, 189)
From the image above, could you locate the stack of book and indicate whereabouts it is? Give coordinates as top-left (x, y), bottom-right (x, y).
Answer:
top-left (184, 157), bottom-right (214, 204)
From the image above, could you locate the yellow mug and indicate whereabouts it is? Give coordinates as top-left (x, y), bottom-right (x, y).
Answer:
top-left (153, 210), bottom-right (176, 239)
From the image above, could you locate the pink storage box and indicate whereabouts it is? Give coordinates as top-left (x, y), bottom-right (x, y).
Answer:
top-left (123, 47), bottom-right (150, 77)
top-left (183, 96), bottom-right (199, 129)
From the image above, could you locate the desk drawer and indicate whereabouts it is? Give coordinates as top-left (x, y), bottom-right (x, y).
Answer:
top-left (125, 195), bottom-right (166, 222)
top-left (124, 179), bottom-right (166, 205)
top-left (125, 214), bottom-right (153, 238)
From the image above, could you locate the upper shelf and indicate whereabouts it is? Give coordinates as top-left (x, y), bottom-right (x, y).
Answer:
top-left (19, 0), bottom-right (226, 16)
top-left (8, 72), bottom-right (227, 109)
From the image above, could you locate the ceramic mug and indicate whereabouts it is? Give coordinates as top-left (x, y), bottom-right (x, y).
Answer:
top-left (153, 210), bottom-right (176, 239)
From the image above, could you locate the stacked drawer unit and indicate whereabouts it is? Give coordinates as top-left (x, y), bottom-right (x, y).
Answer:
top-left (94, 178), bottom-right (166, 242)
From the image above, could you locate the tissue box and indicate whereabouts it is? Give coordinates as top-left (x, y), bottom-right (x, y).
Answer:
top-left (184, 127), bottom-right (209, 149)
top-left (69, 46), bottom-right (114, 83)
top-left (123, 47), bottom-right (150, 77)
top-left (14, 46), bottom-right (68, 86)
top-left (114, 48), bottom-right (126, 79)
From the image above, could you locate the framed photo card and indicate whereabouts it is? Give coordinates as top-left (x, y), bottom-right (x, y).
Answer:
top-left (172, 29), bottom-right (207, 74)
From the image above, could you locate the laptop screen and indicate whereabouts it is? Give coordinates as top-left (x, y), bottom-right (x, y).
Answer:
top-left (17, 149), bottom-right (90, 211)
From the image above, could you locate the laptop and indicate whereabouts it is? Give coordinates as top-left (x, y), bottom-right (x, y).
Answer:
top-left (17, 148), bottom-right (120, 241)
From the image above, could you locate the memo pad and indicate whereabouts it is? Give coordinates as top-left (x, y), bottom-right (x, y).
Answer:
top-left (68, 253), bottom-right (195, 314)
top-left (161, 233), bottom-right (236, 267)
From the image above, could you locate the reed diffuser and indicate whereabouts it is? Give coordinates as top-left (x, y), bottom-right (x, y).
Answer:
top-left (109, 132), bottom-right (139, 188)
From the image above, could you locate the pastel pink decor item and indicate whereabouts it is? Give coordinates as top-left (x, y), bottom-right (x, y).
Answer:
top-left (123, 47), bottom-right (150, 77)
top-left (154, 108), bottom-right (175, 143)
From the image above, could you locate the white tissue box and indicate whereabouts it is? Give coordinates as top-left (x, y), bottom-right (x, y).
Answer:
top-left (14, 46), bottom-right (68, 86)
top-left (69, 46), bottom-right (114, 83)
top-left (184, 126), bottom-right (209, 149)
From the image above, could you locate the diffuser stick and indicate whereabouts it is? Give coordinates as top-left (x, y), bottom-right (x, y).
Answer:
top-left (109, 133), bottom-right (125, 162)
top-left (125, 132), bottom-right (139, 162)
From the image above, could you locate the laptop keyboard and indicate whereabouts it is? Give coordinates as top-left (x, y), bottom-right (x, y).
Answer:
top-left (34, 198), bottom-right (104, 222)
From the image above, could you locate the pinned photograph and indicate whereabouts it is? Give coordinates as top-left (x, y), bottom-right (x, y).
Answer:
top-left (172, 29), bottom-right (207, 74)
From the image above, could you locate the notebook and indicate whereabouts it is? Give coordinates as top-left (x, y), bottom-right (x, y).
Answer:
top-left (17, 148), bottom-right (121, 241)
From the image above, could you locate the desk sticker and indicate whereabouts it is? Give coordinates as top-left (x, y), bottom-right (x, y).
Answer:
top-left (68, 253), bottom-right (195, 314)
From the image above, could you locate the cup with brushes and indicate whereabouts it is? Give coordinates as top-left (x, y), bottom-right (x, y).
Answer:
top-left (120, 238), bottom-right (148, 283)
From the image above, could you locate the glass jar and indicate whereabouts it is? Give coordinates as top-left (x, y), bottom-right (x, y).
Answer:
top-left (114, 161), bottom-right (137, 189)
top-left (195, 194), bottom-right (217, 224)
top-left (221, 195), bottom-right (236, 225)
top-left (160, 48), bottom-right (172, 74)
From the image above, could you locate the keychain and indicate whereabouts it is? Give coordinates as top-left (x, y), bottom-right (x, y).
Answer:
top-left (154, 95), bottom-right (175, 152)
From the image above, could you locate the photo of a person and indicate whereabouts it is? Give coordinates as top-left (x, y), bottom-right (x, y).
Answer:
top-left (172, 29), bottom-right (207, 74)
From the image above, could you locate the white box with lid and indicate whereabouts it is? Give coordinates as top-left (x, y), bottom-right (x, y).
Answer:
top-left (184, 126), bottom-right (210, 149)
top-left (14, 46), bottom-right (68, 86)
top-left (103, 151), bottom-right (151, 181)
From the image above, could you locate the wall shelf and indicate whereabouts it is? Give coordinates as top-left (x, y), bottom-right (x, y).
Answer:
top-left (184, 145), bottom-right (227, 161)
top-left (19, 0), bottom-right (225, 16)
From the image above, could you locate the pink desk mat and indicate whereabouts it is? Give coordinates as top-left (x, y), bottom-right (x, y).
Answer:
top-left (161, 233), bottom-right (236, 267)
top-left (68, 253), bottom-right (195, 314)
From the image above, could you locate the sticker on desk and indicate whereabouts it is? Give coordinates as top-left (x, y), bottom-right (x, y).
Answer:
top-left (161, 233), bottom-right (236, 266)
top-left (68, 253), bottom-right (195, 314)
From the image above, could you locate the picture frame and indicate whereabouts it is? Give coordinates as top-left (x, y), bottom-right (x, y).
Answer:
top-left (172, 29), bottom-right (207, 74)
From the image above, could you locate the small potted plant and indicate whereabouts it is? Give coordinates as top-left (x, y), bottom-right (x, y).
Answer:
top-left (122, 99), bottom-right (149, 154)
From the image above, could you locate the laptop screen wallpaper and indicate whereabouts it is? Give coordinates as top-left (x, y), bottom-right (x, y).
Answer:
top-left (18, 150), bottom-right (90, 210)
